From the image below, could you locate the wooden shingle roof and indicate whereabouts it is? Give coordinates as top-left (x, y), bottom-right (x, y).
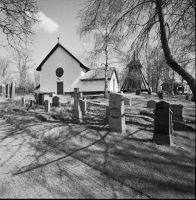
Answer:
top-left (80, 67), bottom-right (119, 83)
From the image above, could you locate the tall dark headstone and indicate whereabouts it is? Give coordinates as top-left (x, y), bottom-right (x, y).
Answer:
top-left (153, 101), bottom-right (173, 146)
top-left (10, 81), bottom-right (15, 99)
top-left (38, 93), bottom-right (44, 105)
top-left (6, 84), bottom-right (9, 98)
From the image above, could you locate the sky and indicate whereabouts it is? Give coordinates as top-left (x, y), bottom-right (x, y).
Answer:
top-left (0, 0), bottom-right (89, 69)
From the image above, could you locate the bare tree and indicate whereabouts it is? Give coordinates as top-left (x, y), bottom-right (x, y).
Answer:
top-left (77, 0), bottom-right (125, 98)
top-left (79, 0), bottom-right (196, 102)
top-left (0, 0), bottom-right (39, 48)
top-left (11, 47), bottom-right (33, 87)
top-left (0, 57), bottom-right (14, 84)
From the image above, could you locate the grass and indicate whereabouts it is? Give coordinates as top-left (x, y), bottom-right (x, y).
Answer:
top-left (0, 94), bottom-right (195, 199)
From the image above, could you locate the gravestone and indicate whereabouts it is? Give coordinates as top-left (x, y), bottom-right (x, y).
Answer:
top-left (10, 81), bottom-right (15, 99)
top-left (6, 84), bottom-right (9, 98)
top-left (147, 100), bottom-right (157, 108)
top-left (170, 104), bottom-right (183, 120)
top-left (52, 96), bottom-right (60, 107)
top-left (72, 88), bottom-right (82, 122)
top-left (38, 93), bottom-right (44, 105)
top-left (109, 93), bottom-right (125, 133)
top-left (44, 100), bottom-right (50, 112)
top-left (124, 97), bottom-right (131, 105)
top-left (153, 101), bottom-right (173, 146)
top-left (22, 97), bottom-right (25, 106)
top-left (79, 99), bottom-right (87, 115)
top-left (43, 94), bottom-right (52, 105)
top-left (0, 85), bottom-right (3, 93)
top-left (30, 100), bottom-right (34, 107)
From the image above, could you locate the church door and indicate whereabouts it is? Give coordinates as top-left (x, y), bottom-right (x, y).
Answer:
top-left (57, 82), bottom-right (63, 95)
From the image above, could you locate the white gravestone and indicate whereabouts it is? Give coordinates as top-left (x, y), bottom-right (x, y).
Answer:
top-left (109, 93), bottom-right (125, 133)
top-left (44, 100), bottom-right (50, 112)
top-left (72, 88), bottom-right (82, 122)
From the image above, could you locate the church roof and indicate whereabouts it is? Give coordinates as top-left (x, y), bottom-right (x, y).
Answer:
top-left (36, 43), bottom-right (90, 71)
top-left (127, 60), bottom-right (143, 69)
top-left (80, 67), bottom-right (119, 83)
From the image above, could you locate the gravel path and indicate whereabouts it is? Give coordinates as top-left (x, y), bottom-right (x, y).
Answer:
top-left (0, 118), bottom-right (144, 199)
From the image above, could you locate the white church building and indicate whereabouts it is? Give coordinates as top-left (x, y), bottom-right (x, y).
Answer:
top-left (35, 42), bottom-right (119, 95)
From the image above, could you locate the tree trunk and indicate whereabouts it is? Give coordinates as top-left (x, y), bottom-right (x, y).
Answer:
top-left (155, 0), bottom-right (196, 103)
top-left (104, 66), bottom-right (108, 98)
top-left (104, 43), bottom-right (109, 99)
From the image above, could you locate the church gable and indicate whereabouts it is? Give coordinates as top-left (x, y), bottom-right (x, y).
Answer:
top-left (36, 43), bottom-right (89, 72)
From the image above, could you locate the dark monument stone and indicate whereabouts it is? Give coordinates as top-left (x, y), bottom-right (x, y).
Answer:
top-left (52, 96), bottom-right (60, 107)
top-left (136, 89), bottom-right (141, 95)
top-left (153, 101), bottom-right (173, 146)
top-left (6, 84), bottom-right (9, 98)
top-left (30, 100), bottom-right (34, 107)
top-left (10, 81), bottom-right (15, 99)
top-left (170, 104), bottom-right (183, 120)
top-left (38, 93), bottom-right (44, 105)
top-left (158, 91), bottom-right (163, 99)
top-left (147, 100), bottom-right (157, 108)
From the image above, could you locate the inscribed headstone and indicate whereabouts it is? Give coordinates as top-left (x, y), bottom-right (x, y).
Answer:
top-left (109, 93), bottom-right (125, 133)
top-left (153, 101), bottom-right (173, 146)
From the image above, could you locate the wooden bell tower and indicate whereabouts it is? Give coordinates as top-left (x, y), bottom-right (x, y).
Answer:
top-left (120, 52), bottom-right (149, 93)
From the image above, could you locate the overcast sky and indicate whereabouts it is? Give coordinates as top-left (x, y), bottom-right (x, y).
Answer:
top-left (0, 0), bottom-right (89, 67)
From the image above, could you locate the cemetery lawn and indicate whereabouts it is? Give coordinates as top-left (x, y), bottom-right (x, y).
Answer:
top-left (0, 93), bottom-right (195, 199)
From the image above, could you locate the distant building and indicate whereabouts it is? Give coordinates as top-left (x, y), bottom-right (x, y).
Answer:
top-left (76, 67), bottom-right (119, 95)
top-left (35, 42), bottom-right (119, 95)
top-left (36, 42), bottom-right (89, 94)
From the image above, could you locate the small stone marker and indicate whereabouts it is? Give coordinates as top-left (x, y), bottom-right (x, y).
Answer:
top-left (170, 104), bottom-right (183, 120)
top-left (124, 97), bottom-right (131, 105)
top-left (44, 100), bottom-right (50, 112)
top-left (22, 97), bottom-right (25, 106)
top-left (52, 96), bottom-right (60, 107)
top-left (79, 99), bottom-right (87, 115)
top-left (147, 100), bottom-right (157, 108)
top-left (153, 101), bottom-right (173, 146)
top-left (6, 84), bottom-right (9, 98)
top-left (72, 88), bottom-right (82, 122)
top-left (30, 100), bottom-right (34, 107)
top-left (109, 93), bottom-right (125, 133)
